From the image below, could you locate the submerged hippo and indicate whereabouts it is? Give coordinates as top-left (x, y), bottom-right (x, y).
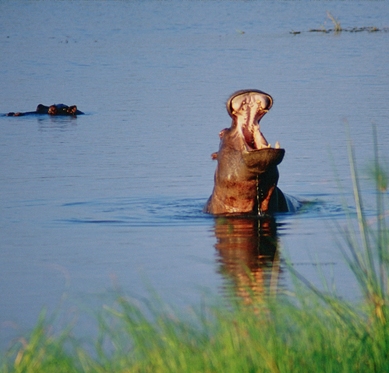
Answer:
top-left (204, 89), bottom-right (290, 216)
top-left (5, 104), bottom-right (84, 117)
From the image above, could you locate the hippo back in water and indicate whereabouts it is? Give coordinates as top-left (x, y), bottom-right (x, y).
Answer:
top-left (5, 104), bottom-right (84, 117)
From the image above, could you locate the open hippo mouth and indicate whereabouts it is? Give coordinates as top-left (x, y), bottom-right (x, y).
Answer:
top-left (227, 89), bottom-right (285, 174)
top-left (204, 88), bottom-right (290, 215)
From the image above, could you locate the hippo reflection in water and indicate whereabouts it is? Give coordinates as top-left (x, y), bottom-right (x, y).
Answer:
top-left (214, 216), bottom-right (282, 302)
top-left (204, 89), bottom-right (294, 216)
top-left (5, 104), bottom-right (84, 117)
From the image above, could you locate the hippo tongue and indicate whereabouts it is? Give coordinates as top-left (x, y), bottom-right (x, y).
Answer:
top-left (242, 148), bottom-right (285, 174)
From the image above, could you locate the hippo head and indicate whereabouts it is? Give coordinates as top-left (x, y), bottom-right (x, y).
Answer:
top-left (205, 89), bottom-right (287, 215)
top-left (226, 89), bottom-right (284, 174)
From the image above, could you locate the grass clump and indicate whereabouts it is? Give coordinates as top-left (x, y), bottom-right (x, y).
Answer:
top-left (1, 131), bottom-right (389, 372)
top-left (291, 12), bottom-right (389, 35)
top-left (327, 12), bottom-right (342, 33)
top-left (2, 286), bottom-right (389, 372)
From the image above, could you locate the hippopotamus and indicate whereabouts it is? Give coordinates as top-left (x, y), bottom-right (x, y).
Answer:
top-left (5, 104), bottom-right (84, 117)
top-left (204, 89), bottom-right (290, 216)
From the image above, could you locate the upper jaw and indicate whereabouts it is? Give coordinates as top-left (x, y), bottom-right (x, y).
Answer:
top-left (227, 89), bottom-right (280, 151)
top-left (226, 89), bottom-right (273, 117)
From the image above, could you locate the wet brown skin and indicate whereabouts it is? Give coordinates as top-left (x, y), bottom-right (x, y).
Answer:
top-left (204, 89), bottom-right (288, 215)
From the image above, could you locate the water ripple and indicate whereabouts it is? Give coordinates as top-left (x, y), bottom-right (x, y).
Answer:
top-left (57, 194), bottom-right (357, 228)
top-left (59, 197), bottom-right (213, 227)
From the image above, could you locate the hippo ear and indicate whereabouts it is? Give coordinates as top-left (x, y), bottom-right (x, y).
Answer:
top-left (242, 148), bottom-right (285, 174)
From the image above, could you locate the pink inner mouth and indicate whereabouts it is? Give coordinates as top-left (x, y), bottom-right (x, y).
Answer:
top-left (228, 90), bottom-right (280, 151)
top-left (242, 122), bottom-right (269, 150)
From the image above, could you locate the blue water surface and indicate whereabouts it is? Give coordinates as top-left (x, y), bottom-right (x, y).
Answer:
top-left (1, 0), bottom-right (389, 350)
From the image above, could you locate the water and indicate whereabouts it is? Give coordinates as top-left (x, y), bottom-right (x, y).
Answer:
top-left (1, 0), bottom-right (389, 349)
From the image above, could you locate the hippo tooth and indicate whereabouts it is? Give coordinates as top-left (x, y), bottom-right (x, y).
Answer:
top-left (275, 141), bottom-right (280, 149)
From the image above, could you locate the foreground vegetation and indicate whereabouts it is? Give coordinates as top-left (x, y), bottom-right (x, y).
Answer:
top-left (1, 135), bottom-right (388, 372)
